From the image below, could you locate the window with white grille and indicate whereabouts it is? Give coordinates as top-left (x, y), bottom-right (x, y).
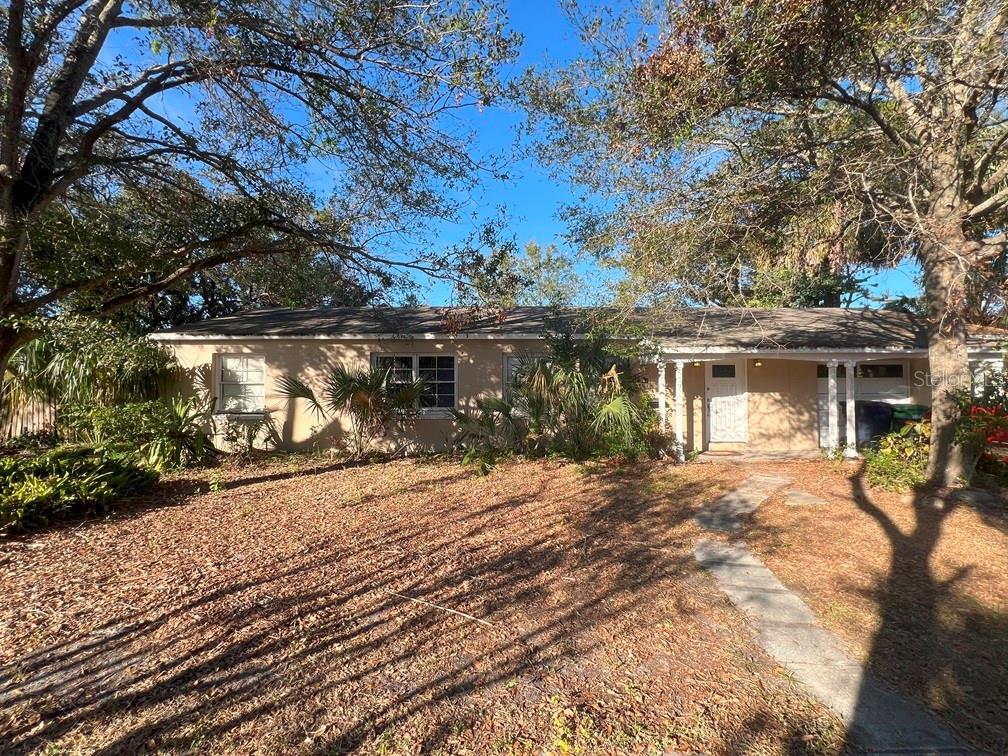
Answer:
top-left (218, 355), bottom-right (266, 413)
top-left (373, 354), bottom-right (456, 413)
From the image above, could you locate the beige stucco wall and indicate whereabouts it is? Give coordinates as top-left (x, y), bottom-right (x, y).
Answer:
top-left (163, 338), bottom-right (545, 452)
top-left (162, 337), bottom-right (950, 455)
top-left (646, 359), bottom-right (821, 453)
top-left (746, 359), bottom-right (821, 450)
top-left (909, 357), bottom-right (932, 405)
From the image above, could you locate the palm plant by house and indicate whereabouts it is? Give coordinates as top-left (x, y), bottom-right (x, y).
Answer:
top-left (278, 365), bottom-right (426, 459)
top-left (455, 332), bottom-right (657, 467)
top-left (450, 396), bottom-right (521, 474)
top-left (512, 332), bottom-right (653, 458)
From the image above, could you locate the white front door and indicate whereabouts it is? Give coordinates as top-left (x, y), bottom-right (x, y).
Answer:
top-left (707, 360), bottom-right (748, 442)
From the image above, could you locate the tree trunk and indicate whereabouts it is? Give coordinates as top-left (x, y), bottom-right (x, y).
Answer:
top-left (0, 324), bottom-right (25, 421)
top-left (921, 237), bottom-right (972, 487)
top-left (0, 207), bottom-right (32, 303)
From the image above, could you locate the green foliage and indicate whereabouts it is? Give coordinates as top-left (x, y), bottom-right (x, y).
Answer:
top-left (278, 366), bottom-right (426, 458)
top-left (479, 241), bottom-right (583, 308)
top-left (0, 427), bottom-right (59, 454)
top-left (862, 421), bottom-right (930, 491)
top-left (1, 0), bottom-right (521, 352)
top-left (451, 396), bottom-right (520, 474)
top-left (23, 186), bottom-right (383, 334)
top-left (511, 331), bottom-right (657, 459)
top-left (216, 415), bottom-right (282, 463)
top-left (1, 447), bottom-right (158, 534)
top-left (453, 331), bottom-right (663, 472)
top-left (63, 397), bottom-right (217, 471)
top-left (3, 316), bottom-right (176, 415)
top-left (524, 0), bottom-right (1008, 321)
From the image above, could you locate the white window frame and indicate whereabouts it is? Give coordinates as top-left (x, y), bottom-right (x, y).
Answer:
top-left (215, 353), bottom-right (267, 415)
top-left (371, 353), bottom-right (457, 417)
top-left (502, 353), bottom-right (543, 395)
top-left (971, 358), bottom-right (1004, 397)
top-left (816, 360), bottom-right (910, 403)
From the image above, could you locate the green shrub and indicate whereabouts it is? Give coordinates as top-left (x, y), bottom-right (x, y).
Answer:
top-left (453, 333), bottom-right (662, 472)
top-left (0, 427), bottom-right (59, 454)
top-left (63, 396), bottom-right (216, 470)
top-left (862, 421), bottom-right (929, 491)
top-left (215, 414), bottom-right (281, 462)
top-left (1, 446), bottom-right (158, 533)
top-left (451, 396), bottom-right (520, 475)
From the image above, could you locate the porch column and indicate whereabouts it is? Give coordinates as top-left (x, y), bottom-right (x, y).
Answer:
top-left (844, 360), bottom-right (858, 458)
top-left (827, 359), bottom-right (840, 450)
top-left (656, 355), bottom-right (667, 432)
top-left (674, 359), bottom-right (686, 461)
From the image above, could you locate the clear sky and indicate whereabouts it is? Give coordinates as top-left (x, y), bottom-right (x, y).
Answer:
top-left (409, 0), bottom-right (924, 307)
top-left (113, 0), bottom-right (923, 308)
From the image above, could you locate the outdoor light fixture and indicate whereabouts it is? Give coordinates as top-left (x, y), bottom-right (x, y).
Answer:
top-left (754, 359), bottom-right (763, 367)
top-left (692, 361), bottom-right (701, 368)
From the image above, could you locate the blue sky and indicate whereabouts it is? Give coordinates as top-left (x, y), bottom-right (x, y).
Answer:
top-left (411, 0), bottom-right (923, 307)
top-left (108, 0), bottom-right (922, 308)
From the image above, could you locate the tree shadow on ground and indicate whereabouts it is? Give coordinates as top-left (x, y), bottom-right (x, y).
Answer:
top-left (1, 456), bottom-right (378, 541)
top-left (0, 460), bottom-right (841, 754)
top-left (847, 469), bottom-right (1008, 754)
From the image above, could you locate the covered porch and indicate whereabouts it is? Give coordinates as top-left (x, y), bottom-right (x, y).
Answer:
top-left (650, 350), bottom-right (932, 459)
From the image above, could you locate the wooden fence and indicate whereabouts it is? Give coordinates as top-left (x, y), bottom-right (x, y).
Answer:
top-left (1, 391), bottom-right (58, 441)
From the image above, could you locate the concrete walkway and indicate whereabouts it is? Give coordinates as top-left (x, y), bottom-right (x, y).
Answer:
top-left (693, 477), bottom-right (973, 754)
top-left (693, 473), bottom-right (791, 533)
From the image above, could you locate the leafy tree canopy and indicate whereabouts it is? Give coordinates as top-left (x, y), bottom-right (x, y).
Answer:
top-left (525, 0), bottom-right (1008, 482)
top-left (478, 240), bottom-right (582, 308)
top-left (525, 0), bottom-right (1007, 315)
top-left (21, 180), bottom-right (384, 331)
top-left (0, 0), bottom-right (521, 369)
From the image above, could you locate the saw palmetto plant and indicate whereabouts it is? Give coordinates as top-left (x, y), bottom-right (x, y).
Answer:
top-left (278, 365), bottom-right (426, 458)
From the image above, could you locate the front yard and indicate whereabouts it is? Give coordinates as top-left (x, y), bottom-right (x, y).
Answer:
top-left (744, 459), bottom-right (1008, 755)
top-left (0, 457), bottom-right (844, 755)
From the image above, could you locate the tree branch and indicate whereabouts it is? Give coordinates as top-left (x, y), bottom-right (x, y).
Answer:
top-left (821, 79), bottom-right (917, 151)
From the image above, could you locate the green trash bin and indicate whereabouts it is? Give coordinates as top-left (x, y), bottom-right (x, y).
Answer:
top-left (891, 404), bottom-right (929, 430)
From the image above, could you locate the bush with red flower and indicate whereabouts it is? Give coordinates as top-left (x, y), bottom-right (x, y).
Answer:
top-left (955, 370), bottom-right (1008, 482)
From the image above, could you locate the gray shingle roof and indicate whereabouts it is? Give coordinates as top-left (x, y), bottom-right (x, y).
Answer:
top-left (150, 306), bottom-right (968, 351)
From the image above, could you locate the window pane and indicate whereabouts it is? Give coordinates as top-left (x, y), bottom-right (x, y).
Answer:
top-left (437, 356), bottom-right (454, 369)
top-left (816, 364), bottom-right (848, 378)
top-left (376, 354), bottom-right (414, 386)
top-left (711, 364), bottom-right (736, 378)
top-left (859, 364), bottom-right (903, 378)
top-left (418, 356), bottom-right (437, 370)
top-left (218, 355), bottom-right (265, 412)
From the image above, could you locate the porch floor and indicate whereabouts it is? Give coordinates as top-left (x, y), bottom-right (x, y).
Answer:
top-left (695, 449), bottom-right (825, 463)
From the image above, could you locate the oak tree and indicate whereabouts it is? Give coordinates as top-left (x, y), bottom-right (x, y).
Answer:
top-left (0, 0), bottom-right (518, 374)
top-left (529, 0), bottom-right (1008, 483)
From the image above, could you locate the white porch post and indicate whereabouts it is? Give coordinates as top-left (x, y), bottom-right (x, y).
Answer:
top-left (827, 359), bottom-right (840, 450)
top-left (656, 355), bottom-right (667, 432)
top-left (844, 360), bottom-right (858, 458)
top-left (674, 359), bottom-right (686, 460)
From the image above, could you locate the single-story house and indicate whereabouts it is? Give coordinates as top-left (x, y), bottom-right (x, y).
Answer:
top-left (150, 306), bottom-right (1006, 455)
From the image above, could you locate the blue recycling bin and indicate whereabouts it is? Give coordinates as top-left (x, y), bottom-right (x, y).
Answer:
top-left (854, 401), bottom-right (895, 448)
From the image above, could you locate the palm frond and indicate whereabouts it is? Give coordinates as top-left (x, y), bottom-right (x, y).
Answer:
top-left (277, 375), bottom-right (328, 419)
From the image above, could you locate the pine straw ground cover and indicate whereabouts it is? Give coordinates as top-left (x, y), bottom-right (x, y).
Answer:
top-left (742, 459), bottom-right (1008, 755)
top-left (1, 456), bottom-right (845, 755)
